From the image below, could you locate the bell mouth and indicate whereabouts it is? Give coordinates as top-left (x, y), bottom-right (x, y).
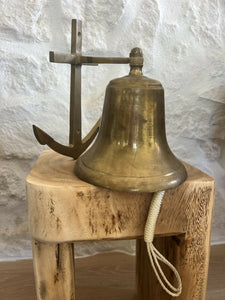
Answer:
top-left (74, 159), bottom-right (187, 193)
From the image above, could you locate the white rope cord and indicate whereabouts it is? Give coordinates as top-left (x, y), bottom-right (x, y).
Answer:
top-left (144, 191), bottom-right (182, 297)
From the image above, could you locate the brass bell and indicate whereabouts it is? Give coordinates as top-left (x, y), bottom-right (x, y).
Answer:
top-left (33, 20), bottom-right (186, 193)
top-left (75, 48), bottom-right (187, 192)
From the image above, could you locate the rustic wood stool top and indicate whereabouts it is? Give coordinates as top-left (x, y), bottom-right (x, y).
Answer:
top-left (26, 150), bottom-right (215, 300)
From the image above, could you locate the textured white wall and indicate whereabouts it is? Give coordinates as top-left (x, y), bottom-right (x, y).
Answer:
top-left (1, 0), bottom-right (225, 259)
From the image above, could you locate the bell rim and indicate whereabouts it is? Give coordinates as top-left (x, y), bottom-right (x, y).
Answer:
top-left (74, 159), bottom-right (187, 193)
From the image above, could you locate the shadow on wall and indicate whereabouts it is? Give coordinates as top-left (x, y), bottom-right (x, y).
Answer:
top-left (198, 86), bottom-right (225, 244)
top-left (165, 85), bottom-right (225, 244)
top-left (200, 86), bottom-right (225, 168)
top-left (206, 86), bottom-right (225, 138)
top-left (166, 86), bottom-right (225, 176)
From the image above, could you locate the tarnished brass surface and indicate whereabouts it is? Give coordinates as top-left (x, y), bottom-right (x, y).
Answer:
top-left (33, 18), bottom-right (186, 192)
top-left (33, 19), bottom-right (134, 159)
top-left (33, 20), bottom-right (101, 158)
top-left (75, 48), bottom-right (187, 192)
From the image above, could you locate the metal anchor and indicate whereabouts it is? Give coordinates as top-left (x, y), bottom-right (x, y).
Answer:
top-left (33, 19), bottom-right (133, 159)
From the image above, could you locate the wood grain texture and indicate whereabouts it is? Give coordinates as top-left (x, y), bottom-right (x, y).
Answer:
top-left (26, 150), bottom-right (215, 299)
top-left (0, 245), bottom-right (224, 300)
top-left (32, 240), bottom-right (75, 300)
top-left (26, 150), bottom-right (215, 243)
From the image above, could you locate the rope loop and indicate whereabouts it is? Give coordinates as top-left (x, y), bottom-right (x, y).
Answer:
top-left (144, 191), bottom-right (182, 297)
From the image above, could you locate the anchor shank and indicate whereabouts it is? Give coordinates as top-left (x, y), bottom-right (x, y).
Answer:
top-left (69, 19), bottom-right (82, 146)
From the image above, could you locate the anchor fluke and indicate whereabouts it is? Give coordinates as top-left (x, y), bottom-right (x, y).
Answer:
top-left (33, 125), bottom-right (51, 145)
top-left (33, 118), bottom-right (101, 159)
top-left (33, 125), bottom-right (76, 158)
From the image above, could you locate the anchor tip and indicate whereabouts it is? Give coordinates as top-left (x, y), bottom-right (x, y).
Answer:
top-left (33, 125), bottom-right (47, 145)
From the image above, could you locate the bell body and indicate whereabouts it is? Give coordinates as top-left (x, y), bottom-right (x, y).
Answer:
top-left (75, 70), bottom-right (187, 192)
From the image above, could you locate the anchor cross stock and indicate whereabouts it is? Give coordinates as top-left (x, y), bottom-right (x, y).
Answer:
top-left (33, 19), bottom-right (138, 159)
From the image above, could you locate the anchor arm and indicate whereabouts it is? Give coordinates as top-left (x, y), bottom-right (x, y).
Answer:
top-left (81, 118), bottom-right (101, 148)
top-left (33, 121), bottom-right (101, 159)
top-left (33, 125), bottom-right (77, 158)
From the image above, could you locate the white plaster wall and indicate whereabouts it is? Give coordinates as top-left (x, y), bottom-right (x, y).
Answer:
top-left (1, 0), bottom-right (225, 259)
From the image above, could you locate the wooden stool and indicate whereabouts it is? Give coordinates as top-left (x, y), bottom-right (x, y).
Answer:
top-left (26, 150), bottom-right (215, 300)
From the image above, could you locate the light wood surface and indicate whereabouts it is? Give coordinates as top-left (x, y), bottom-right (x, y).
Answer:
top-left (32, 241), bottom-right (75, 300)
top-left (26, 150), bottom-right (215, 243)
top-left (26, 150), bottom-right (215, 299)
top-left (0, 245), bottom-right (224, 300)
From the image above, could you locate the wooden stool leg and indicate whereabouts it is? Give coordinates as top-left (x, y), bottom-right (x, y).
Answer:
top-left (136, 234), bottom-right (211, 299)
top-left (136, 237), bottom-right (174, 300)
top-left (32, 240), bottom-right (75, 300)
top-left (136, 182), bottom-right (214, 299)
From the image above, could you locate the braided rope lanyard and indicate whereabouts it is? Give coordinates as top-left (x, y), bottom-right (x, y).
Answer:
top-left (144, 191), bottom-right (182, 297)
